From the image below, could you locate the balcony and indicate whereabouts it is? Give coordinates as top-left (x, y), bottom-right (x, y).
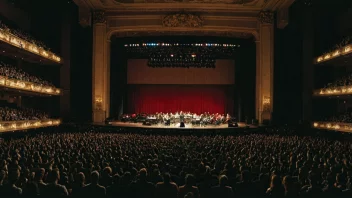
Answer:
top-left (0, 28), bottom-right (62, 65)
top-left (314, 44), bottom-right (352, 66)
top-left (312, 121), bottom-right (352, 133)
top-left (0, 75), bottom-right (61, 96)
top-left (0, 119), bottom-right (60, 133)
top-left (313, 86), bottom-right (352, 97)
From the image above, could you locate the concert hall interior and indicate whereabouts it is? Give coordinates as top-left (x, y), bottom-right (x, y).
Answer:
top-left (2, 1), bottom-right (352, 197)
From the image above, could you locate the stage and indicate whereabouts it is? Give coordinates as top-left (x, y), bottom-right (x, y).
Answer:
top-left (100, 121), bottom-right (257, 130)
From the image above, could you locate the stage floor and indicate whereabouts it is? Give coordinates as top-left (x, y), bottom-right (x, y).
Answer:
top-left (103, 121), bottom-right (255, 130)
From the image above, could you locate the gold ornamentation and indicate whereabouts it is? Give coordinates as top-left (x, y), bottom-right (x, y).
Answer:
top-left (95, 97), bottom-right (103, 110)
top-left (162, 14), bottom-right (204, 28)
top-left (258, 11), bottom-right (274, 24)
top-left (93, 11), bottom-right (106, 24)
top-left (262, 96), bottom-right (271, 112)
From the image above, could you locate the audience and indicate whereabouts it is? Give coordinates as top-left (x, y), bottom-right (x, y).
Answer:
top-left (323, 74), bottom-right (352, 90)
top-left (0, 106), bottom-right (49, 121)
top-left (0, 62), bottom-right (54, 87)
top-left (0, 127), bottom-right (351, 197)
top-left (0, 20), bottom-right (50, 52)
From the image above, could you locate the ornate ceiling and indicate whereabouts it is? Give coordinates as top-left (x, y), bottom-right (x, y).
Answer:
top-left (73, 0), bottom-right (295, 38)
top-left (74, 0), bottom-right (292, 12)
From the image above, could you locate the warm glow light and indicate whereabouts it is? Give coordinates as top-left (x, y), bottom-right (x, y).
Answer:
top-left (313, 121), bottom-right (352, 133)
top-left (263, 96), bottom-right (270, 104)
top-left (0, 75), bottom-right (61, 95)
top-left (315, 44), bottom-right (352, 64)
top-left (333, 50), bottom-right (340, 56)
top-left (0, 28), bottom-right (62, 63)
top-left (95, 97), bottom-right (103, 103)
top-left (0, 119), bottom-right (61, 133)
top-left (316, 85), bottom-right (352, 96)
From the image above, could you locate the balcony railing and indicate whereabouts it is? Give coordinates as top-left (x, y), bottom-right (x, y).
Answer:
top-left (0, 119), bottom-right (61, 133)
top-left (315, 44), bottom-right (352, 64)
top-left (313, 121), bottom-right (352, 133)
top-left (0, 75), bottom-right (61, 95)
top-left (0, 28), bottom-right (62, 63)
top-left (313, 86), bottom-right (352, 96)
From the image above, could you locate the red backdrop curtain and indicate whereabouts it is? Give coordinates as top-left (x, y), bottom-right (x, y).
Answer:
top-left (127, 85), bottom-right (234, 114)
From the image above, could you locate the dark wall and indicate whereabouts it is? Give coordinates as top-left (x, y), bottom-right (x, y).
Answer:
top-left (273, 2), bottom-right (303, 124)
top-left (110, 40), bottom-right (127, 118)
top-left (235, 40), bottom-right (256, 122)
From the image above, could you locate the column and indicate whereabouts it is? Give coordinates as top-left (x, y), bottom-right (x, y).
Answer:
top-left (256, 11), bottom-right (274, 124)
top-left (106, 40), bottom-right (111, 118)
top-left (92, 11), bottom-right (109, 123)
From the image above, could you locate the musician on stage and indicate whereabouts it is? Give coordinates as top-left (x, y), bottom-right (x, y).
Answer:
top-left (180, 111), bottom-right (184, 122)
top-left (226, 113), bottom-right (231, 122)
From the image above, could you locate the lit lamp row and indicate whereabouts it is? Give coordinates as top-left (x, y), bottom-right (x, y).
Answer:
top-left (314, 86), bottom-right (352, 96)
top-left (316, 44), bottom-right (351, 64)
top-left (313, 122), bottom-right (352, 133)
top-left (0, 75), bottom-right (61, 95)
top-left (125, 43), bottom-right (239, 47)
top-left (0, 28), bottom-right (62, 63)
top-left (0, 119), bottom-right (61, 133)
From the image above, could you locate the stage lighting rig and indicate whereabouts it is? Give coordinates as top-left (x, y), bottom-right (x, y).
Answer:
top-left (124, 42), bottom-right (239, 68)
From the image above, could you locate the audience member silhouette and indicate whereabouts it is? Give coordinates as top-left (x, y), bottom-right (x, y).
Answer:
top-left (82, 171), bottom-right (106, 197)
top-left (155, 173), bottom-right (178, 198)
top-left (210, 175), bottom-right (234, 198)
top-left (71, 172), bottom-right (86, 197)
top-left (178, 174), bottom-right (199, 198)
top-left (129, 168), bottom-right (155, 198)
top-left (41, 169), bottom-right (68, 197)
top-left (266, 175), bottom-right (285, 197)
top-left (0, 169), bottom-right (22, 196)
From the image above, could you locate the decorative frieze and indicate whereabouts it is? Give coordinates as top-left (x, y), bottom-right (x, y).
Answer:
top-left (162, 13), bottom-right (204, 28)
top-left (93, 11), bottom-right (106, 24)
top-left (258, 11), bottom-right (274, 24)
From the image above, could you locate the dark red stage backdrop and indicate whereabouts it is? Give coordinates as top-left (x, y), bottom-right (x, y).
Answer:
top-left (127, 85), bottom-right (234, 114)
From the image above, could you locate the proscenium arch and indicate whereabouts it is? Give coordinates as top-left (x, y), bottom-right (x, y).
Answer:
top-left (93, 23), bottom-right (272, 124)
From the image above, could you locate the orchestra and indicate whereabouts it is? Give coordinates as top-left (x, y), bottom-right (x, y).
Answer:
top-left (120, 111), bottom-right (234, 126)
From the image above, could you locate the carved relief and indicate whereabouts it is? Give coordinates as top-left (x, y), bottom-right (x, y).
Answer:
top-left (162, 14), bottom-right (204, 27)
top-left (113, 0), bottom-right (255, 3)
top-left (110, 30), bottom-right (253, 38)
top-left (95, 97), bottom-right (103, 110)
top-left (258, 11), bottom-right (274, 24)
top-left (93, 11), bottom-right (106, 24)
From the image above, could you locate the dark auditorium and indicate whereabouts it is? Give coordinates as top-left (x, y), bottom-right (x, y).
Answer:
top-left (0, 0), bottom-right (352, 197)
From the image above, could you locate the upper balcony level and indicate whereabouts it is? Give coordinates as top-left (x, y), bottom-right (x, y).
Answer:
top-left (314, 37), bottom-right (352, 67)
top-left (0, 21), bottom-right (63, 65)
